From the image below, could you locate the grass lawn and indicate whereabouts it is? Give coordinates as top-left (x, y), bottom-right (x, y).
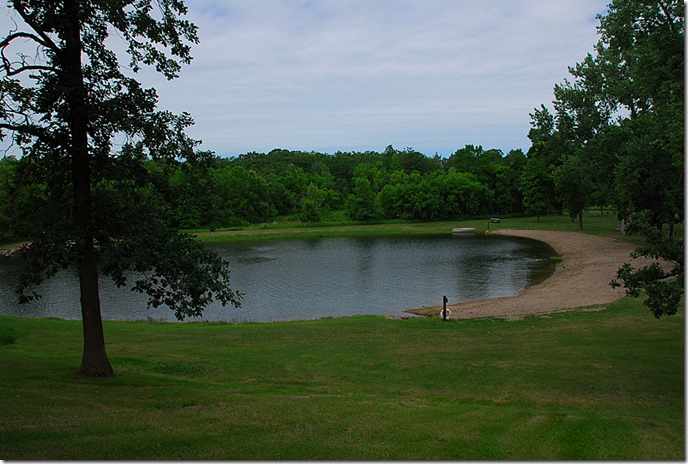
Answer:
top-left (0, 211), bottom-right (662, 250)
top-left (187, 212), bottom-right (643, 244)
top-left (0, 297), bottom-right (683, 460)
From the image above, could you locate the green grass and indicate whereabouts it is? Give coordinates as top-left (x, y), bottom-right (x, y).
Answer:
top-left (3, 212), bottom-right (677, 248)
top-left (190, 212), bottom-right (631, 244)
top-left (0, 298), bottom-right (683, 460)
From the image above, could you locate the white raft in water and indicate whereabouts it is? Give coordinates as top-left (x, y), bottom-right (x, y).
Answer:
top-left (451, 227), bottom-right (476, 235)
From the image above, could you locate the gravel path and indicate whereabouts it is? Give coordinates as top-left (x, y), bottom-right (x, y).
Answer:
top-left (405, 230), bottom-right (638, 320)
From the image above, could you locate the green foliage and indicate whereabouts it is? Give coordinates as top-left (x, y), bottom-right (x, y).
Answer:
top-left (0, 323), bottom-right (17, 345)
top-left (494, 149), bottom-right (526, 215)
top-left (345, 175), bottom-right (379, 221)
top-left (167, 151), bottom-right (226, 229)
top-left (524, 0), bottom-right (683, 237)
top-left (299, 183), bottom-right (328, 223)
top-left (611, 115), bottom-right (684, 229)
top-left (519, 157), bottom-right (552, 220)
top-left (522, 106), bottom-right (561, 218)
top-left (140, 145), bottom-right (527, 227)
top-left (214, 165), bottom-right (276, 224)
top-left (611, 213), bottom-right (684, 317)
top-left (0, 156), bottom-right (21, 242)
top-left (376, 170), bottom-right (493, 221)
top-left (554, 153), bottom-right (594, 229)
top-left (588, 0), bottom-right (686, 317)
top-left (446, 145), bottom-right (502, 188)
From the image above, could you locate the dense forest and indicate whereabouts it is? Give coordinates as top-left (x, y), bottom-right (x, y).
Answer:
top-left (0, 143), bottom-right (575, 237)
top-left (0, 0), bottom-right (683, 242)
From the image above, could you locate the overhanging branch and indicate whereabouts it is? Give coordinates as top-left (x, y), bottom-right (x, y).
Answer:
top-left (0, 31), bottom-right (59, 78)
top-left (0, 31), bottom-right (52, 51)
top-left (1, 61), bottom-right (56, 77)
top-left (0, 121), bottom-right (60, 147)
top-left (10, 1), bottom-right (61, 54)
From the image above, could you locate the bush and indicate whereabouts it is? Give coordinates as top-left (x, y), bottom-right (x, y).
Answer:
top-left (0, 324), bottom-right (18, 345)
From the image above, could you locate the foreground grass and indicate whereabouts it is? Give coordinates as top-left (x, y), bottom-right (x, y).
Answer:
top-left (0, 298), bottom-right (683, 460)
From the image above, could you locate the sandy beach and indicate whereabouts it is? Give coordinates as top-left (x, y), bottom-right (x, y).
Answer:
top-left (405, 229), bottom-right (639, 320)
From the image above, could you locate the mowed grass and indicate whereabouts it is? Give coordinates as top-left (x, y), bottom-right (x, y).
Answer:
top-left (0, 297), bottom-right (683, 460)
top-left (188, 212), bottom-right (663, 245)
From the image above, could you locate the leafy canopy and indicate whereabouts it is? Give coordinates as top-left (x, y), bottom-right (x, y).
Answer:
top-left (0, 0), bottom-right (241, 321)
top-left (611, 213), bottom-right (684, 318)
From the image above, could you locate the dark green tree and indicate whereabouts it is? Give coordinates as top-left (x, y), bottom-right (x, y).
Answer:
top-left (524, 105), bottom-right (562, 215)
top-left (274, 163), bottom-right (309, 215)
top-left (168, 151), bottom-right (225, 229)
top-left (0, 0), bottom-right (241, 376)
top-left (439, 170), bottom-right (493, 218)
top-left (384, 145), bottom-right (439, 175)
top-left (446, 145), bottom-right (502, 189)
top-left (531, 0), bottom-right (682, 237)
top-left (519, 157), bottom-right (551, 222)
top-left (562, 0), bottom-right (684, 315)
top-left (377, 177), bottom-right (406, 219)
top-left (0, 155), bottom-right (21, 241)
top-left (554, 153), bottom-right (593, 229)
top-left (299, 182), bottom-right (328, 223)
top-left (556, 61), bottom-right (610, 212)
top-left (596, 0), bottom-right (684, 232)
top-left (611, 213), bottom-right (684, 317)
top-left (494, 149), bottom-right (526, 215)
top-left (215, 165), bottom-right (276, 224)
top-left (345, 175), bottom-right (379, 221)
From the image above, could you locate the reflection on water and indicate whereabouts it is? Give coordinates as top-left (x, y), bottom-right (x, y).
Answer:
top-left (0, 234), bottom-right (555, 323)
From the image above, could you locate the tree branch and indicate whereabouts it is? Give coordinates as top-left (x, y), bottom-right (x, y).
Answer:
top-left (0, 121), bottom-right (59, 147)
top-left (1, 61), bottom-right (56, 77)
top-left (656, 0), bottom-right (676, 34)
top-left (0, 29), bottom-right (59, 78)
top-left (0, 31), bottom-right (50, 50)
top-left (10, 0), bottom-right (61, 54)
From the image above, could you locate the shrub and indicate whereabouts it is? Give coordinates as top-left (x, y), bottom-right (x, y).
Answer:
top-left (0, 324), bottom-right (18, 345)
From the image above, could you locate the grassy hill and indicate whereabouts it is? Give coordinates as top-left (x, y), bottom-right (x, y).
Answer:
top-left (0, 296), bottom-right (683, 460)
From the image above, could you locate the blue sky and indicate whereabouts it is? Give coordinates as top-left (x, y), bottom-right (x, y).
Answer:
top-left (6, 0), bottom-right (611, 158)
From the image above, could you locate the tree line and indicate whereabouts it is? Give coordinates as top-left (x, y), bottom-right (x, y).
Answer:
top-left (0, 144), bottom-right (529, 237)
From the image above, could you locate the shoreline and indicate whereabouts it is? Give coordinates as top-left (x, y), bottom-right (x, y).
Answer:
top-left (405, 229), bottom-right (638, 320)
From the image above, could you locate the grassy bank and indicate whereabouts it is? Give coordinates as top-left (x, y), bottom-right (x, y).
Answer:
top-left (0, 212), bottom-right (660, 249)
top-left (0, 297), bottom-right (683, 460)
top-left (190, 212), bottom-right (628, 244)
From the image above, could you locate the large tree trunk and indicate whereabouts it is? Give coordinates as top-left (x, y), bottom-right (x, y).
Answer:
top-left (77, 240), bottom-right (113, 377)
top-left (63, 0), bottom-right (114, 377)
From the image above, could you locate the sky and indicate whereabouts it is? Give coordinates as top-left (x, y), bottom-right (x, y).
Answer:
top-left (4, 0), bottom-right (611, 158)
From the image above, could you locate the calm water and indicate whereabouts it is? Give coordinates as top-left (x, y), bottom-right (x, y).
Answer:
top-left (0, 235), bottom-right (555, 322)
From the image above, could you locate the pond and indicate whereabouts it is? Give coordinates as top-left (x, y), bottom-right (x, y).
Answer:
top-left (0, 234), bottom-right (556, 323)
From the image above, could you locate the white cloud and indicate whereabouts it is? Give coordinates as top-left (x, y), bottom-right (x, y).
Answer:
top-left (3, 0), bottom-right (611, 157)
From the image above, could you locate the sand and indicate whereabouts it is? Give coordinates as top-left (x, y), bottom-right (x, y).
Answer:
top-left (405, 229), bottom-right (639, 320)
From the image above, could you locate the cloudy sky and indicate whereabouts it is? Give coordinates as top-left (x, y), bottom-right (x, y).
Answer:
top-left (8, 0), bottom-right (612, 158)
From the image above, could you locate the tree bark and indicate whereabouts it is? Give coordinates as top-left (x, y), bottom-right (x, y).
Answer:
top-left (76, 239), bottom-right (113, 377)
top-left (578, 210), bottom-right (584, 230)
top-left (63, 0), bottom-right (114, 377)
